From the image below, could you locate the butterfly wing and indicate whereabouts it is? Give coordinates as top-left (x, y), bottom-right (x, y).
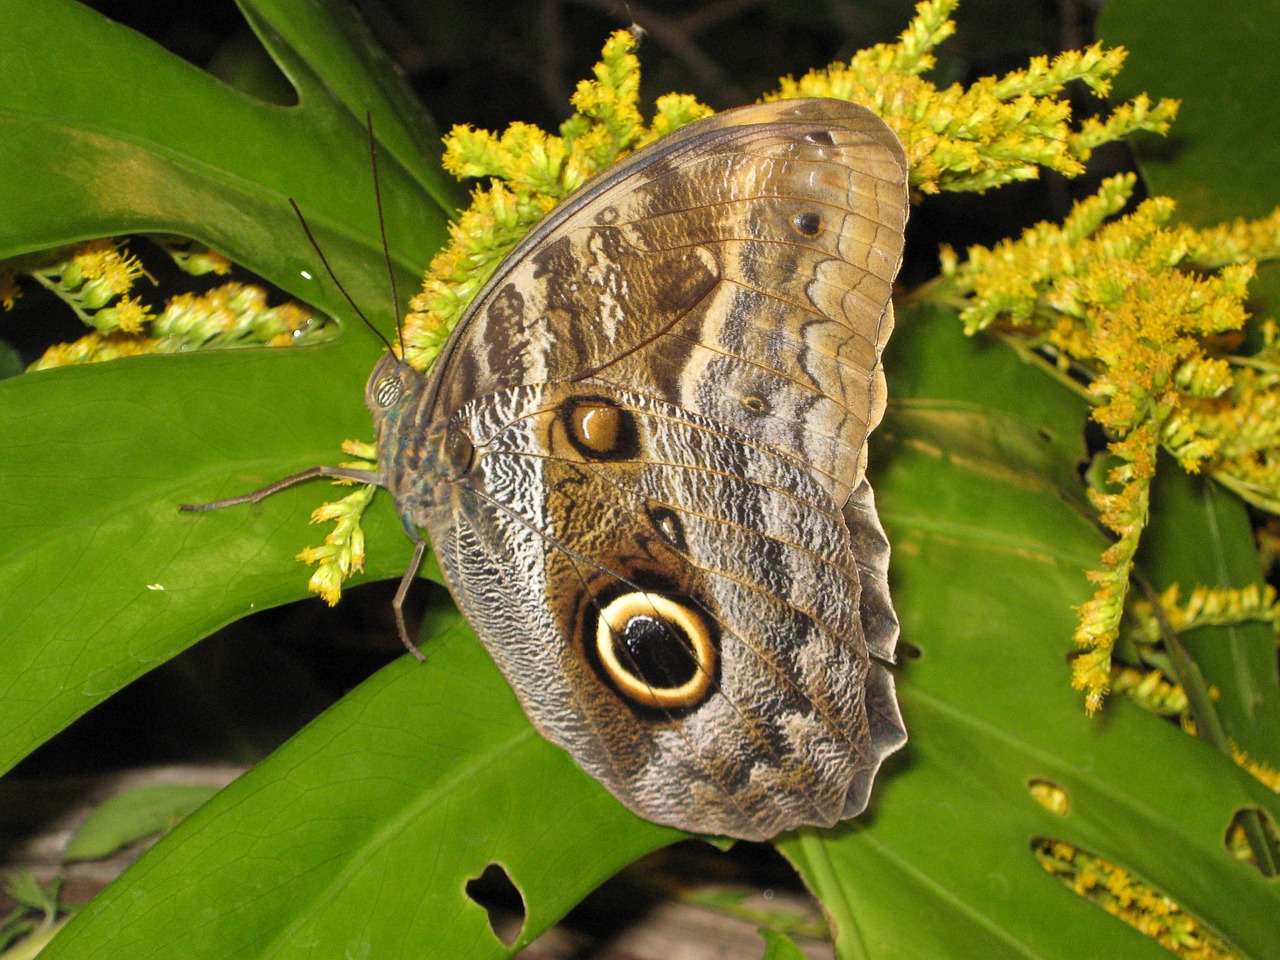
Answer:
top-left (424, 98), bottom-right (906, 509)
top-left (403, 100), bottom-right (908, 839)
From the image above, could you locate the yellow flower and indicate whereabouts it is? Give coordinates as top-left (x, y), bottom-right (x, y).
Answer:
top-left (930, 172), bottom-right (1280, 711)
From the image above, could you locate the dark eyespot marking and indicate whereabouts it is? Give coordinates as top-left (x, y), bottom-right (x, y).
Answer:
top-left (648, 505), bottom-right (687, 552)
top-left (594, 592), bottom-right (717, 710)
top-left (442, 426), bottom-right (475, 478)
top-left (596, 205), bottom-right (620, 225)
top-left (791, 210), bottom-right (823, 237)
top-left (374, 375), bottom-right (403, 408)
top-left (742, 394), bottom-right (770, 415)
top-left (563, 396), bottom-right (639, 461)
top-left (803, 130), bottom-right (836, 145)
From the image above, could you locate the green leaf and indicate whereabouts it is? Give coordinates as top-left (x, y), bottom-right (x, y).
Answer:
top-left (62, 784), bottom-right (222, 862)
top-left (760, 928), bottom-right (810, 960)
top-left (0, 0), bottom-right (456, 323)
top-left (37, 609), bottom-right (677, 960)
top-left (779, 306), bottom-right (1280, 960)
top-left (1099, 0), bottom-right (1280, 309)
top-left (0, 0), bottom-right (454, 774)
top-left (2, 873), bottom-right (61, 917)
top-left (1139, 469), bottom-right (1280, 769)
top-left (6, 4), bottom-right (1279, 959)
top-left (0, 341), bottom-right (20, 381)
top-left (0, 342), bottom-right (416, 775)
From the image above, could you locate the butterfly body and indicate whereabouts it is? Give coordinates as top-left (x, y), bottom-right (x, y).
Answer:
top-left (356, 99), bottom-right (910, 840)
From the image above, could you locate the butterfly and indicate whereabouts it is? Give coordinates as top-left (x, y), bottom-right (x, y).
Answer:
top-left (186, 98), bottom-right (909, 841)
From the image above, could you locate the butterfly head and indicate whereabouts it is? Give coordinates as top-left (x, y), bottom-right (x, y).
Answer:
top-left (363, 353), bottom-right (427, 431)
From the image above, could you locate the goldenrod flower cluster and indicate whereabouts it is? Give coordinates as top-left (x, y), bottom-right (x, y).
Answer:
top-left (7, 239), bottom-right (331, 370)
top-left (18, 239), bottom-right (150, 327)
top-left (932, 172), bottom-right (1280, 713)
top-left (767, 0), bottom-right (1176, 195)
top-left (295, 439), bottom-right (380, 605)
top-left (1032, 840), bottom-right (1237, 960)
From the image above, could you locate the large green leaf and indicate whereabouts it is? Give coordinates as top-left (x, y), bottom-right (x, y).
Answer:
top-left (0, 0), bottom-right (455, 773)
top-left (30, 304), bottom-right (1279, 960)
top-left (38, 608), bottom-right (678, 960)
top-left (1098, 0), bottom-right (1280, 229)
top-left (780, 308), bottom-right (1280, 960)
top-left (1099, 0), bottom-right (1280, 323)
top-left (0, 0), bottom-right (457, 318)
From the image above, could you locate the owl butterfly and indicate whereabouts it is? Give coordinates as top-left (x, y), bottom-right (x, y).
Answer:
top-left (187, 98), bottom-right (909, 841)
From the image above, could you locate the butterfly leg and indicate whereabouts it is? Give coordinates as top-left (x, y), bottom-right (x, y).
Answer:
top-left (179, 465), bottom-right (385, 512)
top-left (394, 534), bottom-right (428, 662)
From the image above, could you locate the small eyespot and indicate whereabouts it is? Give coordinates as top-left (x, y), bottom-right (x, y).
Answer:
top-left (648, 505), bottom-right (687, 552)
top-left (594, 592), bottom-right (716, 710)
top-left (742, 394), bottom-right (770, 415)
top-left (791, 211), bottom-right (822, 237)
top-left (803, 129), bottom-right (836, 145)
top-left (374, 375), bottom-right (403, 408)
top-left (563, 396), bottom-right (639, 461)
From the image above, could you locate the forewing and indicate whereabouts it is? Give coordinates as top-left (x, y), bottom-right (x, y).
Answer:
top-left (425, 99), bottom-right (908, 507)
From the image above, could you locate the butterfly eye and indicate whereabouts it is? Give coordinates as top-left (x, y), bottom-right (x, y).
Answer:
top-left (374, 375), bottom-right (403, 408)
top-left (594, 592), bottom-right (716, 710)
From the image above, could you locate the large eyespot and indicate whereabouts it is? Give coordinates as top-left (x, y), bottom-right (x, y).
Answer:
top-left (374, 374), bottom-right (403, 408)
top-left (563, 396), bottom-right (639, 461)
top-left (595, 592), bottom-right (716, 710)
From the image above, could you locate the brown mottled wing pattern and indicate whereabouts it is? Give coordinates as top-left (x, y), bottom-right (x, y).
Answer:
top-left (410, 100), bottom-right (908, 840)
top-left (425, 99), bottom-right (906, 508)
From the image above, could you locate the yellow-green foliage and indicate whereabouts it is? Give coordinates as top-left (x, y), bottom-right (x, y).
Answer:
top-left (404, 0), bottom-right (1177, 371)
top-left (767, 0), bottom-right (1175, 194)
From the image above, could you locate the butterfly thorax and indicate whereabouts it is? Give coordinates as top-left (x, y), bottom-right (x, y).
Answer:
top-left (363, 353), bottom-right (461, 531)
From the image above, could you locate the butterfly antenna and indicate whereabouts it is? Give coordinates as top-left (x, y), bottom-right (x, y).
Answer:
top-left (288, 197), bottom-right (396, 356)
top-left (366, 113), bottom-right (405, 357)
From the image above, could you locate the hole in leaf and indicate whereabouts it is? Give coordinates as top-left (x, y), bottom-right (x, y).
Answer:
top-left (1027, 778), bottom-right (1069, 816)
top-left (1224, 806), bottom-right (1280, 878)
top-left (1031, 837), bottom-right (1234, 958)
top-left (8, 235), bottom-right (335, 372)
top-left (465, 862), bottom-right (526, 947)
